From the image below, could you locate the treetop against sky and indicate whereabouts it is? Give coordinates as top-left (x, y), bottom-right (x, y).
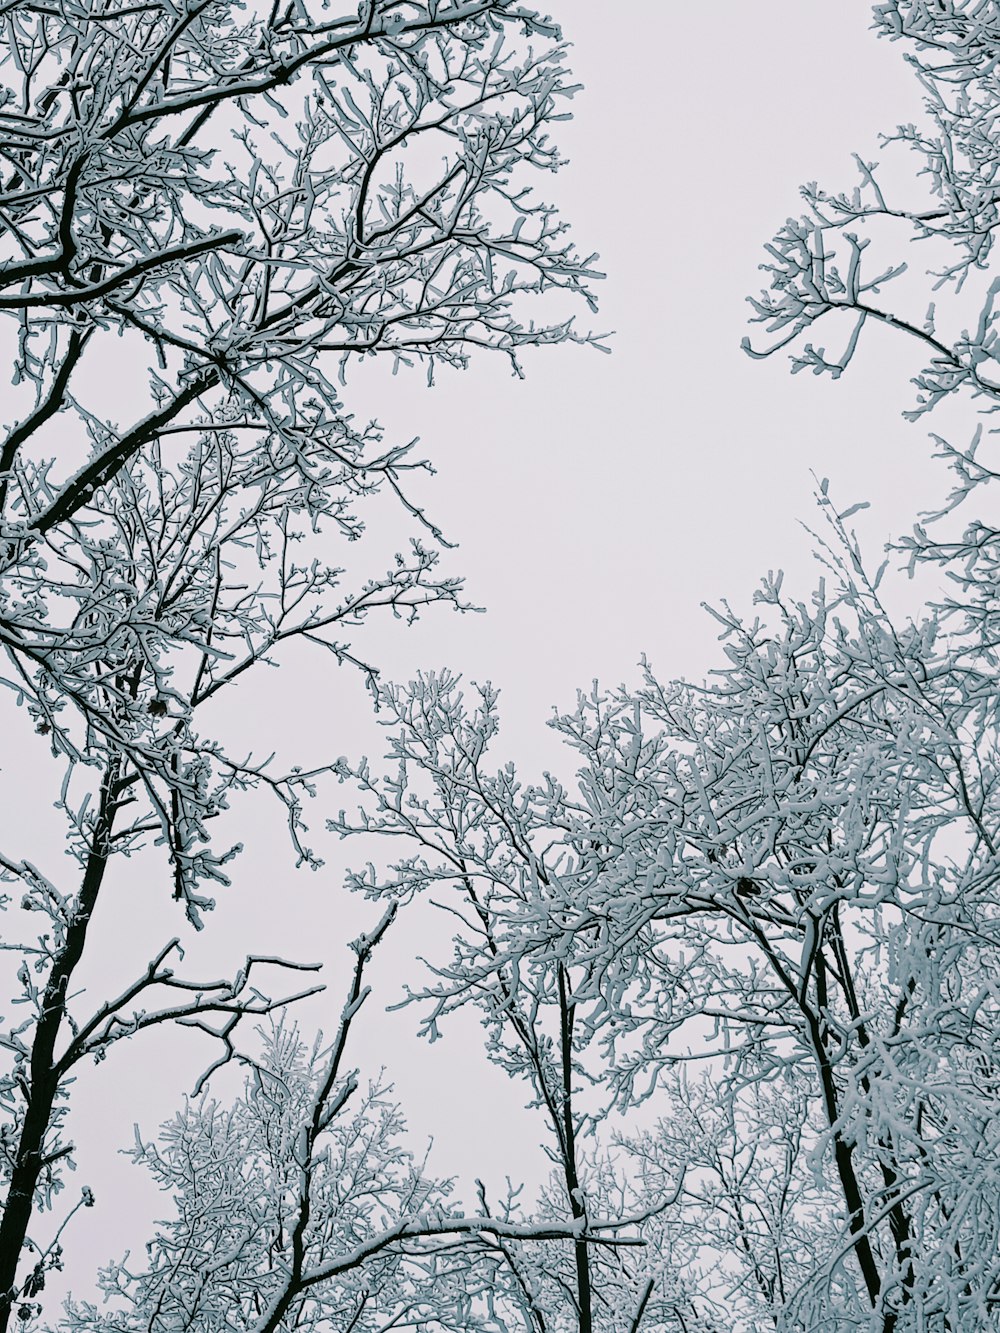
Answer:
top-left (3, 3), bottom-right (1000, 1331)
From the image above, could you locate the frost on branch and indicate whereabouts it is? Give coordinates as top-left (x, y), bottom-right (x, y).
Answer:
top-left (331, 501), bottom-right (1000, 1327)
top-left (0, 1), bottom-right (602, 1323)
top-left (0, 0), bottom-right (602, 538)
top-left (62, 914), bottom-right (660, 1333)
top-left (745, 1), bottom-right (1000, 417)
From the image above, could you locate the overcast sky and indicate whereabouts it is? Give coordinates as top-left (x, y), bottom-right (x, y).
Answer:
top-left (331, 1), bottom-right (946, 751)
top-left (34, 1), bottom-right (959, 1307)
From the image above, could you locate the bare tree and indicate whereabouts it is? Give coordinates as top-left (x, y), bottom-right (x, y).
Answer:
top-left (329, 673), bottom-right (710, 1331)
top-left (0, 0), bottom-right (600, 535)
top-left (0, 425), bottom-right (465, 1325)
top-left (325, 7), bottom-right (1000, 1327)
top-left (60, 908), bottom-right (648, 1333)
top-left (741, 0), bottom-right (1000, 745)
top-left (0, 0), bottom-right (600, 1322)
top-left (743, 1), bottom-right (1000, 410)
top-left (332, 508), bottom-right (1000, 1329)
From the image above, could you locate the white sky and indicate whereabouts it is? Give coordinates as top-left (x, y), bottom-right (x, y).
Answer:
top-left (333, 0), bottom-right (944, 743)
top-left (10, 1), bottom-right (962, 1311)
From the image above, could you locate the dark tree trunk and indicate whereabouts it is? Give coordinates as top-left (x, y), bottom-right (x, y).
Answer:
top-left (0, 760), bottom-right (118, 1329)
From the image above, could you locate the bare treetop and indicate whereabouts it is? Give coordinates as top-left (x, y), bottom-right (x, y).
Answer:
top-left (0, 0), bottom-right (601, 537)
top-left (0, 3), bottom-right (607, 1324)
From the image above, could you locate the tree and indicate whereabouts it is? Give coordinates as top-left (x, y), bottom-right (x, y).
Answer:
top-left (741, 0), bottom-right (1000, 677)
top-left (332, 678), bottom-right (703, 1333)
top-left (60, 908), bottom-right (646, 1333)
top-left (0, 0), bottom-right (600, 1322)
top-left (21, 3), bottom-right (1000, 1330)
top-left (0, 0), bottom-right (599, 534)
top-left (332, 516), bottom-right (1000, 1331)
top-left (328, 6), bottom-right (1000, 1328)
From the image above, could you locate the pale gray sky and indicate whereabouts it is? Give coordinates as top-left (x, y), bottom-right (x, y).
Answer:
top-left (337, 1), bottom-right (941, 738)
top-left (18, 2), bottom-right (954, 1309)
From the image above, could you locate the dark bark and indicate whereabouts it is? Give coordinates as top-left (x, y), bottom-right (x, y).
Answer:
top-left (0, 328), bottom-right (91, 513)
top-left (803, 997), bottom-right (885, 1319)
top-left (558, 964), bottom-right (592, 1333)
top-left (827, 912), bottom-right (915, 1321)
top-left (0, 759), bottom-right (118, 1329)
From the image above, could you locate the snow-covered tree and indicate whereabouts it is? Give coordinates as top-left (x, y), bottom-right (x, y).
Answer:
top-left (0, 0), bottom-right (599, 1322)
top-left (19, 2), bottom-right (1000, 1330)
top-left (329, 6), bottom-right (1000, 1328)
top-left (60, 910), bottom-right (646, 1333)
top-left (331, 691), bottom-right (695, 1332)
top-left (0, 0), bottom-right (598, 532)
top-left (331, 503), bottom-right (1000, 1330)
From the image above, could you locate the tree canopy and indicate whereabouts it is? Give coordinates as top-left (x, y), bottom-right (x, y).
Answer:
top-left (7, 3), bottom-right (1000, 1332)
